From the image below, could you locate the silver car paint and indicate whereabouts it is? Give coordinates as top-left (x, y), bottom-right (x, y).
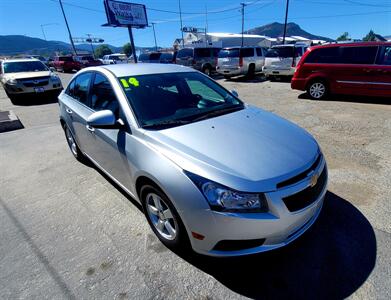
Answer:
top-left (59, 64), bottom-right (327, 256)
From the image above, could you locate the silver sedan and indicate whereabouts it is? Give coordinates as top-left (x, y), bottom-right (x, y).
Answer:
top-left (59, 64), bottom-right (327, 256)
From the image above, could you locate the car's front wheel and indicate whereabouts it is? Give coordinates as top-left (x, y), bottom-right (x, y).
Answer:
top-left (63, 124), bottom-right (86, 162)
top-left (307, 80), bottom-right (328, 100)
top-left (141, 185), bottom-right (189, 252)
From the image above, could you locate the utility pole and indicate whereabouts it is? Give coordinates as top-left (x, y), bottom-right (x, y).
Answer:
top-left (86, 34), bottom-right (95, 58)
top-left (58, 0), bottom-right (77, 55)
top-left (282, 0), bottom-right (290, 44)
top-left (40, 23), bottom-right (59, 41)
top-left (127, 26), bottom-right (138, 63)
top-left (240, 3), bottom-right (247, 48)
top-left (178, 0), bottom-right (184, 48)
top-left (40, 25), bottom-right (47, 41)
top-left (151, 22), bottom-right (158, 51)
top-left (205, 4), bottom-right (208, 47)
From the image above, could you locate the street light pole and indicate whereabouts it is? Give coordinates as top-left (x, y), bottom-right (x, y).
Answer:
top-left (58, 0), bottom-right (77, 55)
top-left (240, 3), bottom-right (246, 48)
top-left (178, 0), bottom-right (184, 48)
top-left (282, 0), bottom-right (290, 44)
top-left (151, 22), bottom-right (158, 51)
top-left (86, 34), bottom-right (95, 59)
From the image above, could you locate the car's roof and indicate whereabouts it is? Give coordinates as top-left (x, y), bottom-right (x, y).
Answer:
top-left (2, 58), bottom-right (40, 63)
top-left (100, 63), bottom-right (195, 77)
top-left (310, 41), bottom-right (391, 50)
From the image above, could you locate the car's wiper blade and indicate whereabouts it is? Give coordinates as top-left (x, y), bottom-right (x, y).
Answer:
top-left (190, 105), bottom-right (243, 122)
top-left (142, 119), bottom-right (190, 129)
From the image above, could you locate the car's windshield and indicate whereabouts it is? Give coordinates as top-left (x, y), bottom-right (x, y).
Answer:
top-left (119, 72), bottom-right (243, 128)
top-left (111, 55), bottom-right (127, 61)
top-left (266, 47), bottom-right (294, 58)
top-left (3, 61), bottom-right (48, 73)
top-left (59, 56), bottom-right (73, 62)
top-left (218, 49), bottom-right (240, 58)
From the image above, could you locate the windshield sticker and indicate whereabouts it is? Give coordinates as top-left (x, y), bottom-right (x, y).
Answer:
top-left (120, 79), bottom-right (129, 88)
top-left (120, 77), bottom-right (139, 88)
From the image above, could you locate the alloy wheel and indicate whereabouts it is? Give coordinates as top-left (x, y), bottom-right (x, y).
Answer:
top-left (146, 193), bottom-right (177, 241)
top-left (309, 82), bottom-right (326, 99)
top-left (65, 127), bottom-right (78, 156)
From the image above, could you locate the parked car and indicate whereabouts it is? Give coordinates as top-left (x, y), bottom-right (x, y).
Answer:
top-left (291, 42), bottom-right (391, 99)
top-left (0, 58), bottom-right (62, 103)
top-left (53, 56), bottom-right (82, 73)
top-left (102, 54), bottom-right (128, 65)
top-left (263, 43), bottom-right (308, 80)
top-left (216, 46), bottom-right (267, 78)
top-left (74, 55), bottom-right (103, 68)
top-left (59, 64), bottom-right (327, 256)
top-left (22, 55), bottom-right (49, 66)
top-left (139, 52), bottom-right (177, 64)
top-left (176, 47), bottom-right (220, 75)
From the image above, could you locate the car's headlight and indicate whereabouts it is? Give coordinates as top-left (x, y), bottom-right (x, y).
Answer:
top-left (185, 171), bottom-right (268, 213)
top-left (50, 73), bottom-right (60, 81)
top-left (6, 78), bottom-right (18, 85)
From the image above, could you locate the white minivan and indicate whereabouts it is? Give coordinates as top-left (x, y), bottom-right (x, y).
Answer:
top-left (263, 43), bottom-right (308, 80)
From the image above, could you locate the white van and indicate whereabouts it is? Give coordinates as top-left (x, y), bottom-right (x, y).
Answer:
top-left (263, 44), bottom-right (308, 80)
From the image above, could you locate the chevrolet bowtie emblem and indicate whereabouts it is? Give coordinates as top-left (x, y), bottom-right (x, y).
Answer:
top-left (33, 80), bottom-right (39, 84)
top-left (310, 173), bottom-right (319, 187)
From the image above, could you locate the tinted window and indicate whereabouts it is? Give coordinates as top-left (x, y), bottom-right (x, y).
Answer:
top-left (59, 56), bottom-right (73, 62)
top-left (177, 48), bottom-right (193, 58)
top-left (66, 79), bottom-right (75, 97)
top-left (305, 47), bottom-right (341, 63)
top-left (340, 46), bottom-right (378, 64)
top-left (3, 61), bottom-right (47, 73)
top-left (90, 73), bottom-right (119, 116)
top-left (256, 48), bottom-right (263, 56)
top-left (160, 53), bottom-right (173, 61)
top-left (218, 49), bottom-right (240, 58)
top-left (194, 48), bottom-right (211, 58)
top-left (378, 46), bottom-right (391, 65)
top-left (212, 48), bottom-right (220, 57)
top-left (241, 48), bottom-right (254, 57)
top-left (295, 47), bottom-right (303, 57)
top-left (149, 53), bottom-right (162, 60)
top-left (72, 72), bottom-right (92, 105)
top-left (139, 53), bottom-right (149, 61)
top-left (266, 47), bottom-right (294, 58)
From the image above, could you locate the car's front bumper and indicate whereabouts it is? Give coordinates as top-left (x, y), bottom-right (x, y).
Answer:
top-left (263, 66), bottom-right (295, 77)
top-left (4, 82), bottom-right (63, 95)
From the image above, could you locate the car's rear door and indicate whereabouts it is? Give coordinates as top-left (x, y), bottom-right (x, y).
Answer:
top-left (61, 72), bottom-right (93, 153)
top-left (85, 72), bottom-right (132, 189)
top-left (372, 45), bottom-right (391, 97)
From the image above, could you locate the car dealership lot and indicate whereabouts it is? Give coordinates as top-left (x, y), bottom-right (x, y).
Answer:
top-left (1, 73), bottom-right (390, 299)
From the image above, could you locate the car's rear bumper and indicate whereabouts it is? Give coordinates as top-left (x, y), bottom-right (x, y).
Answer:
top-left (263, 66), bottom-right (295, 77)
top-left (291, 78), bottom-right (307, 91)
top-left (216, 66), bottom-right (245, 76)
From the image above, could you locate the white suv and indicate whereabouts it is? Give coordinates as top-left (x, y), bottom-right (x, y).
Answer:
top-left (263, 43), bottom-right (308, 80)
top-left (102, 54), bottom-right (128, 65)
top-left (0, 58), bottom-right (62, 103)
top-left (216, 47), bottom-right (267, 79)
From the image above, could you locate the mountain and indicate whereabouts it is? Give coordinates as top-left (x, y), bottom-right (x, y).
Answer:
top-left (0, 35), bottom-right (148, 56)
top-left (246, 22), bottom-right (333, 41)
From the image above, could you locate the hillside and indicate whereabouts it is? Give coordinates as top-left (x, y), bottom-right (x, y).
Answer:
top-left (246, 22), bottom-right (333, 41)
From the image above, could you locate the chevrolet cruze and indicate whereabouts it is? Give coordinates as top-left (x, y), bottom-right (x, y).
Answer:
top-left (59, 64), bottom-right (327, 256)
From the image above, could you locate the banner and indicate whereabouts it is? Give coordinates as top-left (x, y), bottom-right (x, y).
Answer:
top-left (104, 0), bottom-right (148, 28)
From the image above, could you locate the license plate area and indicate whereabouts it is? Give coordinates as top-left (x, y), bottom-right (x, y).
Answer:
top-left (34, 87), bottom-right (45, 93)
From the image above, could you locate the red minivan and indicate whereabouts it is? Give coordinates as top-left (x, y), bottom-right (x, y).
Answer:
top-left (291, 42), bottom-right (391, 99)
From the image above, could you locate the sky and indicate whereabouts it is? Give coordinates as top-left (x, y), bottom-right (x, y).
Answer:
top-left (0, 0), bottom-right (390, 48)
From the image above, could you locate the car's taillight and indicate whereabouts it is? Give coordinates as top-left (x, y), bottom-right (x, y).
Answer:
top-left (239, 56), bottom-right (243, 67)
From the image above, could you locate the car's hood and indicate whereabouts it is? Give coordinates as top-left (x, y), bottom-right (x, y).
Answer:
top-left (3, 71), bottom-right (51, 80)
top-left (143, 106), bottom-right (319, 192)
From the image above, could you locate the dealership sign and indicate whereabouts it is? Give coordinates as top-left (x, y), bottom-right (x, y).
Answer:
top-left (103, 0), bottom-right (148, 28)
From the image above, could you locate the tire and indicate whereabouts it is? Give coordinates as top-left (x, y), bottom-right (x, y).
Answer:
top-left (224, 75), bottom-right (231, 80)
top-left (247, 64), bottom-right (255, 78)
top-left (6, 91), bottom-right (20, 105)
top-left (268, 75), bottom-right (275, 82)
top-left (202, 66), bottom-right (212, 76)
top-left (141, 185), bottom-right (190, 252)
top-left (307, 79), bottom-right (328, 100)
top-left (63, 124), bottom-right (86, 162)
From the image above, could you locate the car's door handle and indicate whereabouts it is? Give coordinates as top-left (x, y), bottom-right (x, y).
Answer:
top-left (86, 125), bottom-right (95, 133)
top-left (65, 108), bottom-right (73, 114)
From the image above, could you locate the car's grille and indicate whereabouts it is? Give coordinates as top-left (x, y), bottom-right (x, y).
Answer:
top-left (282, 166), bottom-right (327, 212)
top-left (213, 238), bottom-right (266, 251)
top-left (21, 76), bottom-right (50, 87)
top-left (277, 154), bottom-right (322, 189)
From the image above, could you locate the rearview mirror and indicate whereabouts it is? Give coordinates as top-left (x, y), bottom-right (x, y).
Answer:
top-left (230, 90), bottom-right (239, 97)
top-left (87, 110), bottom-right (117, 129)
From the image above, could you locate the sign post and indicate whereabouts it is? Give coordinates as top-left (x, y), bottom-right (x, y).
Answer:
top-left (103, 0), bottom-right (148, 63)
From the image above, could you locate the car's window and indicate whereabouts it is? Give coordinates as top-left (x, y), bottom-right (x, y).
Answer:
top-left (118, 72), bottom-right (243, 128)
top-left (266, 47), bottom-right (294, 58)
top-left (377, 46), bottom-right (391, 65)
top-left (3, 61), bottom-right (48, 73)
top-left (194, 48), bottom-right (211, 58)
top-left (294, 47), bottom-right (303, 57)
top-left (90, 73), bottom-right (119, 116)
top-left (340, 46), bottom-right (378, 64)
top-left (59, 56), bottom-right (73, 62)
top-left (256, 48), bottom-right (263, 56)
top-left (71, 72), bottom-right (92, 105)
top-left (218, 49), bottom-right (240, 58)
top-left (160, 53), bottom-right (173, 61)
top-left (177, 48), bottom-right (193, 58)
top-left (139, 53), bottom-right (149, 61)
top-left (66, 79), bottom-right (76, 97)
top-left (212, 48), bottom-right (220, 57)
top-left (305, 47), bottom-right (340, 63)
top-left (241, 48), bottom-right (254, 57)
top-left (149, 53), bottom-right (162, 60)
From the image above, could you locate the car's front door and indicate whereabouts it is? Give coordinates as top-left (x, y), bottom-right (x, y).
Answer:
top-left (371, 45), bottom-right (391, 97)
top-left (84, 72), bottom-right (133, 190)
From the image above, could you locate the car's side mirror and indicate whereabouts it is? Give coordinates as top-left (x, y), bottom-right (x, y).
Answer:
top-left (230, 90), bottom-right (239, 98)
top-left (87, 110), bottom-right (123, 129)
top-left (49, 67), bottom-right (56, 72)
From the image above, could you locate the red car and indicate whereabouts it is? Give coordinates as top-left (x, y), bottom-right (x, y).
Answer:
top-left (291, 42), bottom-right (391, 99)
top-left (53, 56), bottom-right (82, 73)
top-left (73, 55), bottom-right (103, 68)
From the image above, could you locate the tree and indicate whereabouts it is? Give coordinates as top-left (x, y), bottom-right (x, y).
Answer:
top-left (94, 44), bottom-right (112, 58)
top-left (363, 30), bottom-right (377, 42)
top-left (123, 43), bottom-right (132, 57)
top-left (336, 32), bottom-right (350, 41)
